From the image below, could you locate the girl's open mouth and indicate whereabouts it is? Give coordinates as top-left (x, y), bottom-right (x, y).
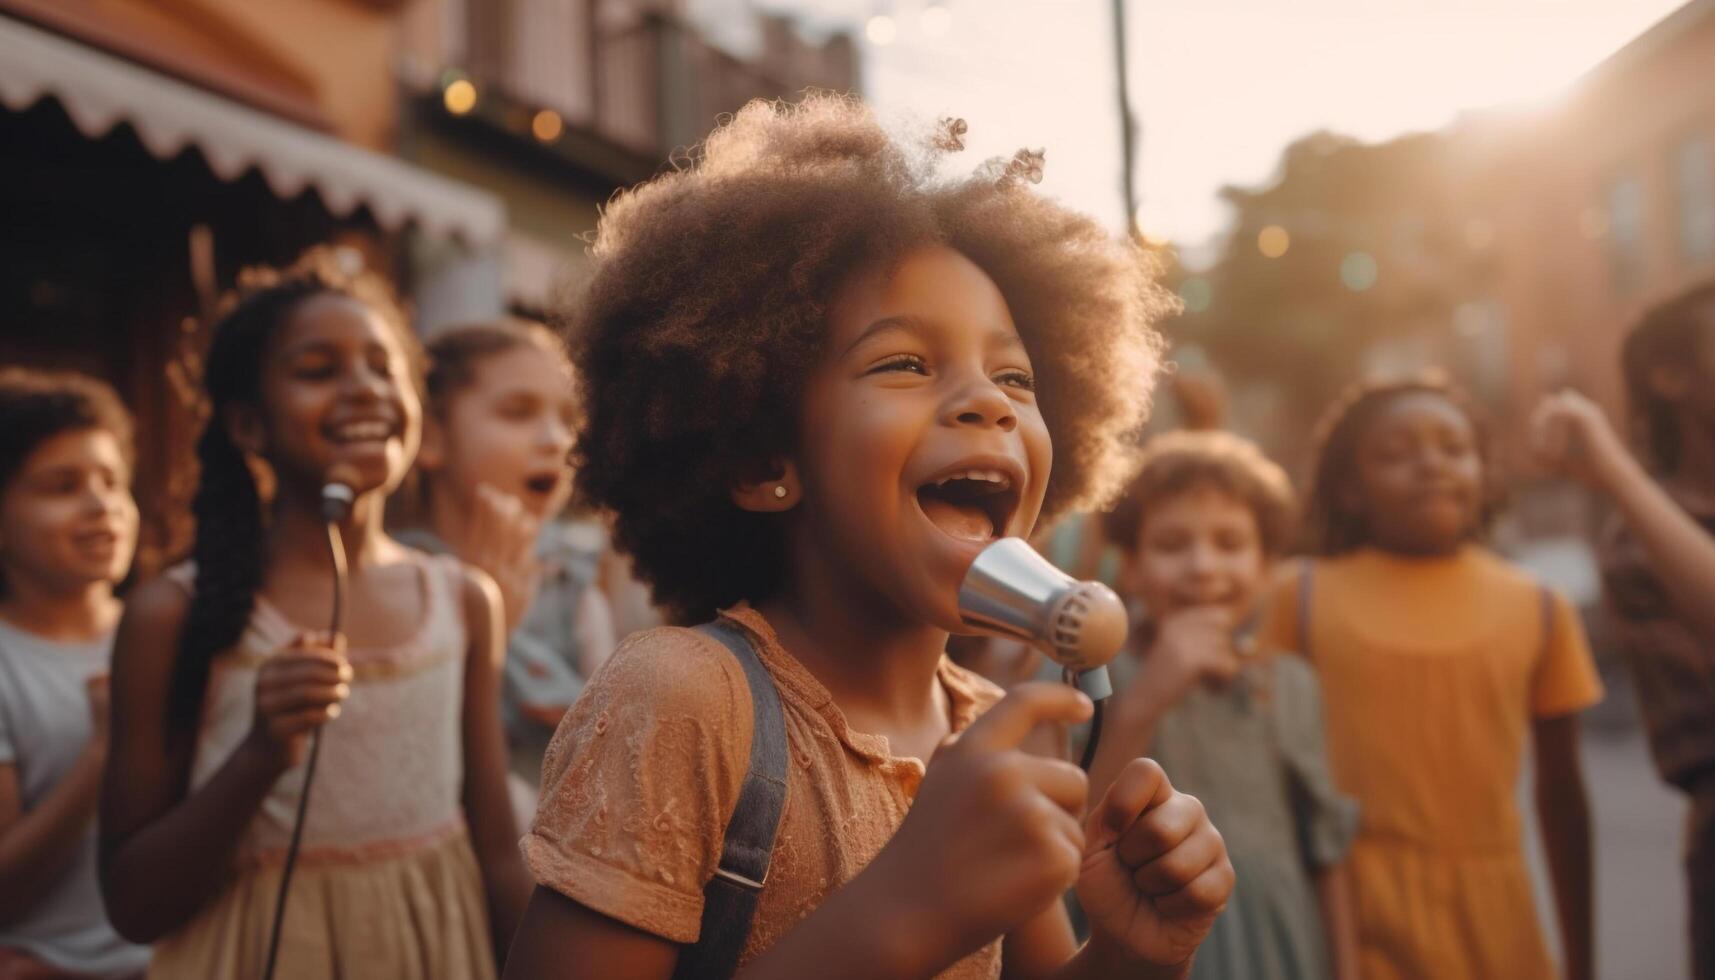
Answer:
top-left (523, 472), bottom-right (564, 497)
top-left (915, 469), bottom-right (1019, 543)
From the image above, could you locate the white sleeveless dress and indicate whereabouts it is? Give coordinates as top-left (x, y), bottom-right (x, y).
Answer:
top-left (148, 552), bottom-right (495, 980)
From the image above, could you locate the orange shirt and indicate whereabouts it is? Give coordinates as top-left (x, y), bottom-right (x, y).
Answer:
top-left (522, 605), bottom-right (1006, 978)
top-left (1259, 546), bottom-right (1603, 980)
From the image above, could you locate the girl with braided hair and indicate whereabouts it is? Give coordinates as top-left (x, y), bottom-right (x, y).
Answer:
top-left (97, 249), bottom-right (528, 979)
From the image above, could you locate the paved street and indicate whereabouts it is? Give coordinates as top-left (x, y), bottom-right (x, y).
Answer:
top-left (1526, 671), bottom-right (1689, 980)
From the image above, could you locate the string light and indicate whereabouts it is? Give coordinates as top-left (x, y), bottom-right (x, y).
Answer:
top-left (532, 109), bottom-right (563, 143)
top-left (1258, 225), bottom-right (1290, 258)
top-left (443, 79), bottom-right (477, 115)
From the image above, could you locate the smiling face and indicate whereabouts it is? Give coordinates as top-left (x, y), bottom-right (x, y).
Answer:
top-left (1122, 485), bottom-right (1267, 621)
top-left (422, 344), bottom-right (575, 519)
top-left (0, 428), bottom-right (138, 596)
top-left (1346, 391), bottom-right (1483, 555)
top-left (249, 293), bottom-right (422, 498)
top-left (788, 245), bottom-right (1052, 629)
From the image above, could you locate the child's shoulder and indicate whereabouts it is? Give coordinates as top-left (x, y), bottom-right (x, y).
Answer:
top-left (581, 625), bottom-right (753, 724)
top-left (1265, 651), bottom-right (1323, 703)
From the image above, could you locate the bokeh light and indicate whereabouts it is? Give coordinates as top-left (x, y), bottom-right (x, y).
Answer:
top-left (1258, 225), bottom-right (1290, 258)
top-left (1340, 251), bottom-right (1379, 291)
top-left (865, 15), bottom-right (898, 46)
top-left (920, 5), bottom-right (952, 38)
top-left (1178, 276), bottom-right (1213, 313)
top-left (531, 109), bottom-right (563, 143)
top-left (443, 79), bottom-right (477, 116)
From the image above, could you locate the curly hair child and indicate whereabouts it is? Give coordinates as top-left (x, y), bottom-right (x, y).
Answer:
top-left (0, 368), bottom-right (147, 978)
top-left (505, 94), bottom-right (1235, 980)
top-left (1532, 281), bottom-right (1715, 978)
top-left (1261, 372), bottom-right (1603, 980)
top-left (1091, 429), bottom-right (1360, 980)
top-left (98, 249), bottom-right (528, 979)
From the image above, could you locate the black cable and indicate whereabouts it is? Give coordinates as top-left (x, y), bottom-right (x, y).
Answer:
top-left (260, 518), bottom-right (346, 980)
top-left (1078, 696), bottom-right (1103, 772)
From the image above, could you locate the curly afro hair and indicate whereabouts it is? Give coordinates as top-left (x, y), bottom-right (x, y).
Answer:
top-left (566, 94), bottom-right (1169, 623)
top-left (1101, 430), bottom-right (1296, 558)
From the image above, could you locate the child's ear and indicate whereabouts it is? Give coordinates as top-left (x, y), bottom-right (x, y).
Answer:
top-left (1647, 362), bottom-right (1692, 404)
top-left (732, 460), bottom-right (801, 513)
top-left (223, 404), bottom-right (267, 457)
top-left (417, 417), bottom-right (447, 472)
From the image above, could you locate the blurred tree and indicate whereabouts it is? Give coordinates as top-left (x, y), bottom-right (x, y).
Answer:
top-left (1168, 130), bottom-right (1495, 461)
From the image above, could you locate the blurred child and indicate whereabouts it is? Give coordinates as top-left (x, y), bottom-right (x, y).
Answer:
top-left (1261, 373), bottom-right (1602, 980)
top-left (98, 250), bottom-right (528, 979)
top-left (1531, 282), bottom-right (1715, 980)
top-left (0, 369), bottom-right (148, 979)
top-left (504, 96), bottom-right (1233, 980)
top-left (1090, 430), bottom-right (1359, 980)
top-left (404, 319), bottom-right (617, 786)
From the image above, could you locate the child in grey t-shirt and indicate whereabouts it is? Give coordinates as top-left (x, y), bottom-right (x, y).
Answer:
top-left (0, 368), bottom-right (148, 978)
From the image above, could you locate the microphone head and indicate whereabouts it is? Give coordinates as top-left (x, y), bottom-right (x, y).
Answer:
top-left (957, 537), bottom-right (1127, 673)
top-left (320, 464), bottom-right (362, 523)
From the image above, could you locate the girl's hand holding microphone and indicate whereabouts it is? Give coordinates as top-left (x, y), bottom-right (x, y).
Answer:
top-left (847, 682), bottom-right (1231, 977)
top-left (243, 633), bottom-right (352, 771)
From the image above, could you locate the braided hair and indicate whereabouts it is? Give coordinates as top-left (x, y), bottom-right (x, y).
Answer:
top-left (169, 249), bottom-right (412, 735)
top-left (1300, 371), bottom-right (1499, 556)
top-left (1622, 282), bottom-right (1715, 474)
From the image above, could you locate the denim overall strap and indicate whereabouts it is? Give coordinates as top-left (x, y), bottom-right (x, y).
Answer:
top-left (671, 621), bottom-right (789, 980)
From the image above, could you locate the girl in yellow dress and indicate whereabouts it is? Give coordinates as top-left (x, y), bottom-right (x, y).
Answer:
top-left (1259, 374), bottom-right (1602, 980)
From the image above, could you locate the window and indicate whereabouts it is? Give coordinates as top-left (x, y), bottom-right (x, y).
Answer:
top-left (1678, 134), bottom-right (1715, 265)
top-left (1607, 174), bottom-right (1646, 294)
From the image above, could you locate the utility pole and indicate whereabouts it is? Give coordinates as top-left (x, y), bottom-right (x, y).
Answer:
top-left (1112, 0), bottom-right (1138, 238)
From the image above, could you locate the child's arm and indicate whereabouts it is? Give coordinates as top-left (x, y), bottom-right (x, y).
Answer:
top-left (1315, 863), bottom-right (1361, 980)
top-left (0, 678), bottom-right (106, 923)
top-left (458, 568), bottom-right (532, 963)
top-left (1533, 713), bottom-right (1594, 980)
top-left (1085, 608), bottom-right (1241, 807)
top-left (98, 579), bottom-right (347, 941)
top-left (1533, 390), bottom-right (1715, 641)
top-left (573, 585), bottom-right (618, 678)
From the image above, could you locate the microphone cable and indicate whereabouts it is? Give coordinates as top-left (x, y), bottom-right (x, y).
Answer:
top-left (1079, 698), bottom-right (1103, 772)
top-left (261, 479), bottom-right (353, 980)
top-left (1067, 666), bottom-right (1105, 772)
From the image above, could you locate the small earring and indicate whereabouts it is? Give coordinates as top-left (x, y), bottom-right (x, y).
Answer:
top-left (773, 485), bottom-right (788, 499)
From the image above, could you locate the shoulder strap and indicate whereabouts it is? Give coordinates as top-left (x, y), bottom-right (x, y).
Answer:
top-left (1537, 584), bottom-right (1556, 660)
top-left (1296, 559), bottom-right (1315, 661)
top-left (672, 621), bottom-right (789, 980)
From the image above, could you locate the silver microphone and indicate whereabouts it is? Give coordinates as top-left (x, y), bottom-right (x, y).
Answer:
top-left (319, 464), bottom-right (360, 524)
top-left (957, 537), bottom-right (1128, 701)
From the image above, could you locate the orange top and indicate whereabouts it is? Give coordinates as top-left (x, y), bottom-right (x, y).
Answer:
top-left (523, 605), bottom-right (1006, 978)
top-left (1259, 546), bottom-right (1602, 979)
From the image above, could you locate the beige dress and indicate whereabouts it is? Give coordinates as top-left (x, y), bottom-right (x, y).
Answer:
top-left (149, 553), bottom-right (494, 980)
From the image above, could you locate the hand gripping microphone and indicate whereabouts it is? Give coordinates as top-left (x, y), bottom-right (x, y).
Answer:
top-left (957, 537), bottom-right (1129, 769)
top-left (262, 464), bottom-right (358, 980)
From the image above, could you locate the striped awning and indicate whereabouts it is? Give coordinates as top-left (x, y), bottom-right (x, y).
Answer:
top-left (0, 14), bottom-right (505, 246)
